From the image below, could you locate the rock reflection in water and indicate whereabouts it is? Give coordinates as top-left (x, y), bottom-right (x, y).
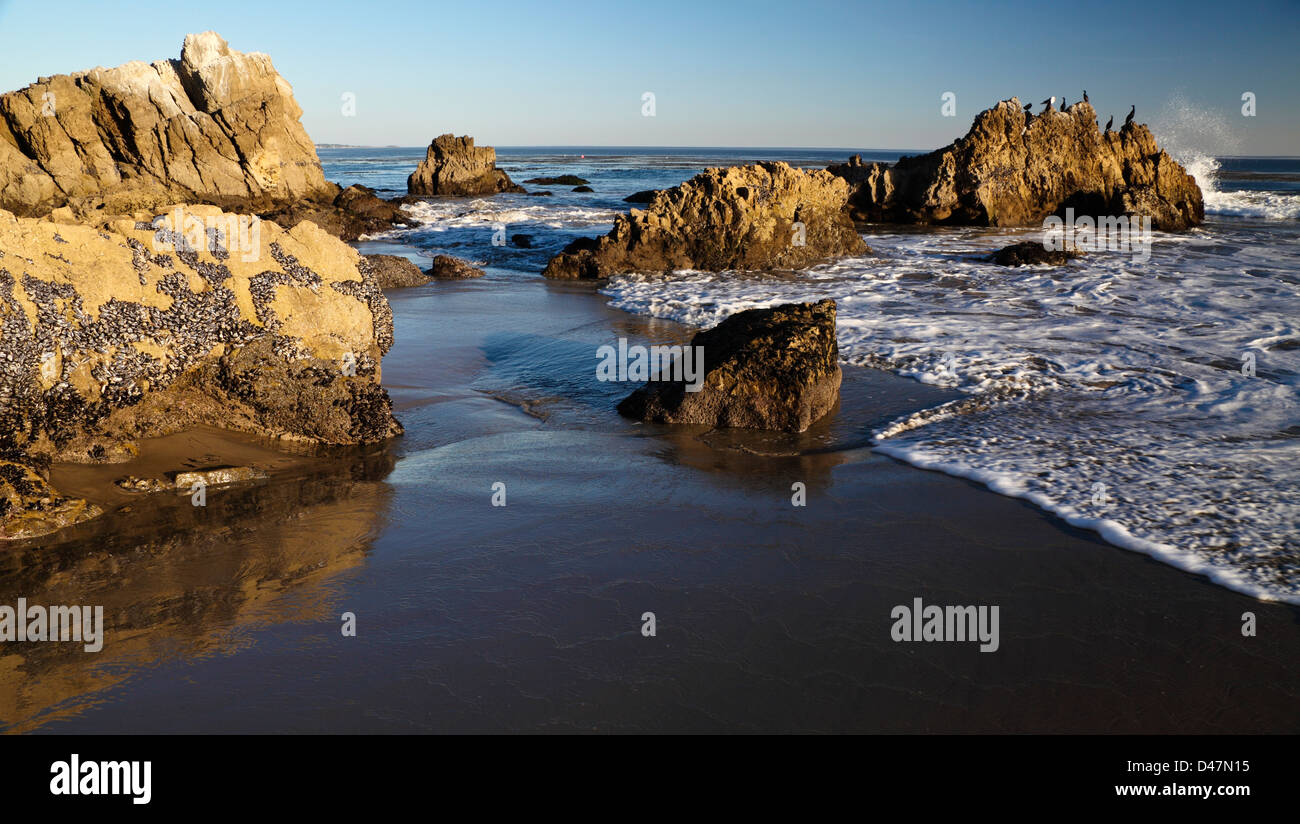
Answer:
top-left (0, 447), bottom-right (395, 732)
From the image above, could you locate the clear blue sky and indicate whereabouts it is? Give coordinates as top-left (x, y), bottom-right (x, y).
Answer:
top-left (1, 0), bottom-right (1296, 154)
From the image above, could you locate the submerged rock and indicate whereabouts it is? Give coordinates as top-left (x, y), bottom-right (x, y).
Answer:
top-left (407, 134), bottom-right (524, 196)
top-left (989, 240), bottom-right (1084, 266)
top-left (544, 163), bottom-right (868, 279)
top-left (511, 234), bottom-right (535, 248)
top-left (828, 98), bottom-right (1203, 230)
top-left (525, 175), bottom-right (589, 185)
top-left (364, 254), bottom-right (429, 288)
top-left (425, 255), bottom-right (485, 279)
top-left (623, 190), bottom-right (657, 203)
top-left (573, 186), bottom-right (594, 193)
top-left (617, 299), bottom-right (842, 433)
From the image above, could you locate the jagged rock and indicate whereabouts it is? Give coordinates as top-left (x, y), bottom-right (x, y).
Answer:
top-left (0, 32), bottom-right (336, 219)
top-left (617, 299), bottom-right (842, 433)
top-left (989, 241), bottom-right (1084, 266)
top-left (624, 190), bottom-right (657, 203)
top-left (425, 255), bottom-right (484, 279)
top-left (364, 254), bottom-right (429, 288)
top-left (573, 186), bottom-right (594, 193)
top-left (525, 175), bottom-right (589, 185)
top-left (1, 460), bottom-right (102, 540)
top-left (407, 134), bottom-right (524, 196)
top-left (828, 98), bottom-right (1203, 230)
top-left (0, 204), bottom-right (401, 467)
top-left (544, 163), bottom-right (868, 279)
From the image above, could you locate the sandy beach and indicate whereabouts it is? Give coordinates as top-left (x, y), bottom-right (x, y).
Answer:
top-left (2, 258), bottom-right (1294, 733)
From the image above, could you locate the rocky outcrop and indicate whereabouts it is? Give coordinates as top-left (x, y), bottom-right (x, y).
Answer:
top-left (544, 163), bottom-right (868, 279)
top-left (989, 240), bottom-right (1084, 266)
top-left (0, 32), bottom-right (336, 219)
top-left (263, 185), bottom-right (416, 242)
top-left (0, 204), bottom-right (402, 536)
top-left (617, 299), bottom-right (842, 433)
top-left (624, 190), bottom-right (657, 203)
top-left (828, 99), bottom-right (1203, 230)
top-left (425, 255), bottom-right (484, 279)
top-left (407, 135), bottom-right (523, 196)
top-left (364, 254), bottom-right (429, 288)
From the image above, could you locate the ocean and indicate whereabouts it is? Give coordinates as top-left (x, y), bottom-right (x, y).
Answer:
top-left (325, 144), bottom-right (1300, 604)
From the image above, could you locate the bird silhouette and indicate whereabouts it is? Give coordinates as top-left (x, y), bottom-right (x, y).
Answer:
top-left (1041, 97), bottom-right (1054, 113)
top-left (1083, 90), bottom-right (1089, 103)
top-left (1105, 115), bottom-right (1113, 132)
top-left (1124, 105), bottom-right (1135, 127)
top-left (1024, 101), bottom-right (1033, 112)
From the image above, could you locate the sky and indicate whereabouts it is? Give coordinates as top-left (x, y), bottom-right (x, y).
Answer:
top-left (0, 0), bottom-right (1296, 154)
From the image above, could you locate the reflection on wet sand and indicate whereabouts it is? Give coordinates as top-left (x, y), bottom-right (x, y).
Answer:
top-left (0, 440), bottom-right (395, 733)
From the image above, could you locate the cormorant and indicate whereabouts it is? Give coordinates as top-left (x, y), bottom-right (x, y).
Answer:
top-left (1124, 105), bottom-right (1135, 127)
top-left (1083, 90), bottom-right (1089, 104)
top-left (1105, 115), bottom-right (1113, 132)
top-left (1024, 101), bottom-right (1033, 112)
top-left (1041, 97), bottom-right (1054, 113)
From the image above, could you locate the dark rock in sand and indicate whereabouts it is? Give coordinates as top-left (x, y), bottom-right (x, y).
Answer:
top-left (573, 185), bottom-right (594, 193)
top-left (827, 98), bottom-right (1203, 230)
top-left (511, 234), bottom-right (535, 248)
top-left (544, 162), bottom-right (867, 280)
top-left (617, 299), bottom-right (842, 433)
top-left (989, 241), bottom-right (1084, 266)
top-left (425, 255), bottom-right (484, 279)
top-left (623, 190), bottom-right (657, 203)
top-left (364, 253), bottom-right (429, 287)
top-left (407, 134), bottom-right (524, 196)
top-left (525, 175), bottom-right (589, 185)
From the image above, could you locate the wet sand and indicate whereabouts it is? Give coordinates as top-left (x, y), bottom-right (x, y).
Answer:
top-left (3, 258), bottom-right (1298, 733)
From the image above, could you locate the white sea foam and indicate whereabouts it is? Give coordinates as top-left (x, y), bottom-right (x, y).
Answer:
top-left (602, 226), bottom-right (1300, 602)
top-left (399, 199), bottom-right (619, 229)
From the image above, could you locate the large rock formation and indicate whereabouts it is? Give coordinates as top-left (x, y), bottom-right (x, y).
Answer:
top-left (0, 32), bottom-right (336, 219)
top-left (544, 163), bottom-right (868, 279)
top-left (407, 134), bottom-right (523, 196)
top-left (617, 300), bottom-right (842, 433)
top-left (828, 99), bottom-right (1203, 230)
top-left (0, 204), bottom-right (402, 537)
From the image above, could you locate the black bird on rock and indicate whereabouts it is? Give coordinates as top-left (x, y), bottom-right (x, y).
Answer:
top-left (1083, 90), bottom-right (1089, 104)
top-left (1124, 105), bottom-right (1135, 128)
top-left (1024, 101), bottom-right (1033, 112)
top-left (1105, 115), bottom-right (1113, 132)
top-left (1041, 97), bottom-right (1054, 113)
